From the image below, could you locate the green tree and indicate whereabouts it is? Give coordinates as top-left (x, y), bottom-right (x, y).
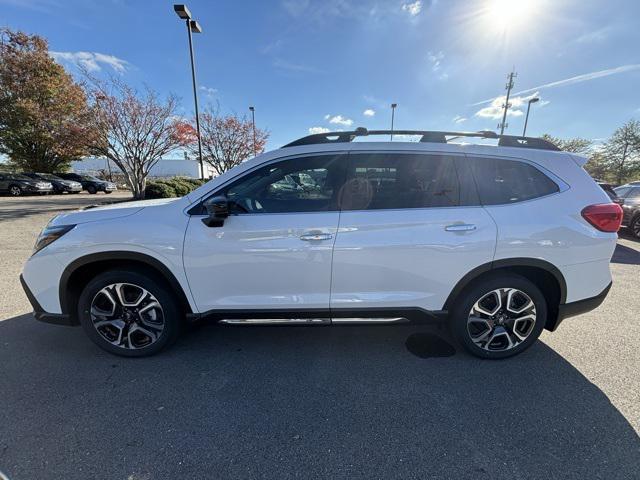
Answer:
top-left (0, 29), bottom-right (95, 172)
top-left (601, 120), bottom-right (640, 185)
top-left (540, 134), bottom-right (593, 154)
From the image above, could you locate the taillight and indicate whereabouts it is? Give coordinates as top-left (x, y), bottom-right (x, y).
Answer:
top-left (581, 203), bottom-right (623, 232)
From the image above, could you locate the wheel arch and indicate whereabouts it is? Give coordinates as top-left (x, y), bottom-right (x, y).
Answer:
top-left (443, 258), bottom-right (567, 331)
top-left (60, 251), bottom-right (193, 325)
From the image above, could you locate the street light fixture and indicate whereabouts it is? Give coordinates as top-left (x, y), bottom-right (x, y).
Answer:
top-left (522, 97), bottom-right (540, 137)
top-left (249, 106), bottom-right (257, 157)
top-left (173, 4), bottom-right (204, 179)
top-left (390, 103), bottom-right (397, 141)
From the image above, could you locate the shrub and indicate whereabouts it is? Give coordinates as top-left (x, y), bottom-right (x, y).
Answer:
top-left (144, 181), bottom-right (176, 199)
top-left (144, 177), bottom-right (206, 199)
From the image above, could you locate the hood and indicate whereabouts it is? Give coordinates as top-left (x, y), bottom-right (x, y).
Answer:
top-left (50, 197), bottom-right (181, 226)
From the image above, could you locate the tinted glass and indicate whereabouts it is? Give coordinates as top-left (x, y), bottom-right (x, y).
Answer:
top-left (626, 187), bottom-right (640, 198)
top-left (614, 186), bottom-right (631, 197)
top-left (341, 153), bottom-right (461, 210)
top-left (469, 157), bottom-right (558, 205)
top-left (222, 154), bottom-right (346, 214)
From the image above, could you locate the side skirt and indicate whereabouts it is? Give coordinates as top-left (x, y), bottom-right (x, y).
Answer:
top-left (187, 307), bottom-right (448, 326)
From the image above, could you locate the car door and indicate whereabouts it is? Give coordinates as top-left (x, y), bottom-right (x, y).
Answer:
top-left (0, 174), bottom-right (6, 192)
top-left (330, 151), bottom-right (497, 314)
top-left (184, 153), bottom-right (347, 314)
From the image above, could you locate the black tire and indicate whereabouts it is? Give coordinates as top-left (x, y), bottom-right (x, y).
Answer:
top-left (105, 191), bottom-right (112, 194)
top-left (630, 215), bottom-right (640, 239)
top-left (78, 270), bottom-right (182, 357)
top-left (9, 185), bottom-right (22, 196)
top-left (449, 273), bottom-right (547, 359)
top-left (87, 185), bottom-right (97, 194)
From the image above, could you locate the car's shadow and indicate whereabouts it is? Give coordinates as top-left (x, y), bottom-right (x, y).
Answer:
top-left (611, 242), bottom-right (640, 265)
top-left (0, 315), bottom-right (638, 480)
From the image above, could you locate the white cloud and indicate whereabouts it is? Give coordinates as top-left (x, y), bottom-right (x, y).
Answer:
top-left (472, 64), bottom-right (640, 106)
top-left (401, 1), bottom-right (422, 16)
top-left (452, 115), bottom-right (467, 124)
top-left (475, 92), bottom-right (548, 120)
top-left (273, 58), bottom-right (321, 74)
top-left (327, 115), bottom-right (353, 126)
top-left (199, 86), bottom-right (218, 98)
top-left (427, 51), bottom-right (448, 80)
top-left (309, 127), bottom-right (330, 134)
top-left (576, 27), bottom-right (611, 44)
top-left (50, 51), bottom-right (129, 73)
top-left (363, 109), bottom-right (375, 117)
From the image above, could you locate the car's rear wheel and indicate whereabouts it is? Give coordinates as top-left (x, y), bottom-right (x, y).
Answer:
top-left (450, 274), bottom-right (547, 359)
top-left (630, 215), bottom-right (640, 239)
top-left (105, 191), bottom-right (112, 194)
top-left (9, 185), bottom-right (22, 196)
top-left (78, 270), bottom-right (182, 357)
top-left (87, 185), bottom-right (97, 194)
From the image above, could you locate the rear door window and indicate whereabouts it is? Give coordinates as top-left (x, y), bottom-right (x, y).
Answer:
top-left (468, 156), bottom-right (559, 205)
top-left (341, 153), bottom-right (463, 210)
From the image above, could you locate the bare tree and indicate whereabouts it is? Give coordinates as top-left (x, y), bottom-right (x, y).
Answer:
top-left (192, 106), bottom-right (269, 177)
top-left (88, 77), bottom-right (190, 199)
top-left (602, 120), bottom-right (640, 185)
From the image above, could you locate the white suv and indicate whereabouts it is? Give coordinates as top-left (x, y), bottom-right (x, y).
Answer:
top-left (20, 129), bottom-right (622, 359)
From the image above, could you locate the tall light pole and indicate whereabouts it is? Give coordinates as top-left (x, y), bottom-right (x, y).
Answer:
top-left (522, 97), bottom-right (540, 137)
top-left (174, 4), bottom-right (204, 179)
top-left (249, 106), bottom-right (257, 156)
top-left (390, 103), bottom-right (397, 141)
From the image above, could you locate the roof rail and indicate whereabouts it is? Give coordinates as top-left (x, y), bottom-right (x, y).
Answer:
top-left (281, 128), bottom-right (560, 151)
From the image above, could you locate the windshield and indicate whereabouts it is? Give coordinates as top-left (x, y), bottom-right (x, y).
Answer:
top-left (80, 175), bottom-right (101, 182)
top-left (36, 173), bottom-right (61, 180)
top-left (11, 174), bottom-right (33, 181)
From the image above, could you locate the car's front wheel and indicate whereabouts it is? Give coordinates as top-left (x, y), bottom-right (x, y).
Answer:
top-left (78, 270), bottom-right (182, 357)
top-left (450, 273), bottom-right (547, 359)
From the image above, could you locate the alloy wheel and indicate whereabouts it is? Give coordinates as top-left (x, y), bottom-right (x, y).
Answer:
top-left (467, 288), bottom-right (537, 352)
top-left (9, 186), bottom-right (21, 196)
top-left (90, 283), bottom-right (165, 350)
top-left (632, 217), bottom-right (640, 238)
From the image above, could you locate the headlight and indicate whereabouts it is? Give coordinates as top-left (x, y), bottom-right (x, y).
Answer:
top-left (33, 224), bottom-right (75, 254)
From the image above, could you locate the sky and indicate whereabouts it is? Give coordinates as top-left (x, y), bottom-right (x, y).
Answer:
top-left (1, 0), bottom-right (639, 151)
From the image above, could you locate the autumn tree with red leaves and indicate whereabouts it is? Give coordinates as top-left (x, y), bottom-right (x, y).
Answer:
top-left (192, 106), bottom-right (269, 176)
top-left (0, 28), bottom-right (96, 172)
top-left (88, 77), bottom-right (192, 199)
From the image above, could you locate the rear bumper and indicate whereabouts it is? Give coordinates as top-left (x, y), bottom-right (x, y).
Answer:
top-left (548, 281), bottom-right (612, 331)
top-left (20, 274), bottom-right (74, 326)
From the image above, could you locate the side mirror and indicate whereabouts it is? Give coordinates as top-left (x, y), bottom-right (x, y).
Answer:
top-left (202, 195), bottom-right (229, 227)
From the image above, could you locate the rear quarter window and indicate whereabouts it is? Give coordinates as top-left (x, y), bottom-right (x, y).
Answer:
top-left (469, 156), bottom-right (559, 205)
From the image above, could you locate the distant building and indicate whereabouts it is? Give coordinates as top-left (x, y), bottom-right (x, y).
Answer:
top-left (70, 157), bottom-right (215, 178)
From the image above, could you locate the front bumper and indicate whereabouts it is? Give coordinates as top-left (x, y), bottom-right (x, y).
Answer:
top-left (20, 274), bottom-right (75, 326)
top-left (548, 282), bottom-right (612, 331)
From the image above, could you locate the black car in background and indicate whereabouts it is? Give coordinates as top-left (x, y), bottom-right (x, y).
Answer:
top-left (23, 172), bottom-right (82, 194)
top-left (57, 173), bottom-right (117, 194)
top-left (0, 172), bottom-right (53, 196)
top-left (614, 185), bottom-right (640, 238)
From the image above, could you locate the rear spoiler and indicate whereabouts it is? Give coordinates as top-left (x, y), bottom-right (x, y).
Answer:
top-left (570, 154), bottom-right (588, 168)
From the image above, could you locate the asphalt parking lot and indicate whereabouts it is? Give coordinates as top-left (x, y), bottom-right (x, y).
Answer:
top-left (1, 193), bottom-right (639, 480)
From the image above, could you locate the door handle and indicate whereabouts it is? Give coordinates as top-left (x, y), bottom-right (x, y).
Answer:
top-left (300, 232), bottom-right (333, 241)
top-left (445, 224), bottom-right (476, 232)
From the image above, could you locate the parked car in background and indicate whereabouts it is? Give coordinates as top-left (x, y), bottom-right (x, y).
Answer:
top-left (23, 173), bottom-right (82, 194)
top-left (21, 129), bottom-right (622, 360)
top-left (57, 173), bottom-right (116, 194)
top-left (0, 172), bottom-right (53, 196)
top-left (597, 182), bottom-right (623, 204)
top-left (614, 185), bottom-right (640, 238)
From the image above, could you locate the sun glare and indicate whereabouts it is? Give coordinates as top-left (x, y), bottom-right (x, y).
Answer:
top-left (485, 0), bottom-right (537, 31)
